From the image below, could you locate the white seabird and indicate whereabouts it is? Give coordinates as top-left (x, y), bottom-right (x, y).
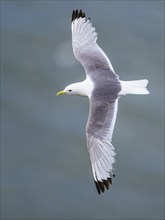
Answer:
top-left (57, 9), bottom-right (149, 194)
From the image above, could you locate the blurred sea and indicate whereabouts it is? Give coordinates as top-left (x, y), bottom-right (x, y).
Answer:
top-left (1, 1), bottom-right (164, 219)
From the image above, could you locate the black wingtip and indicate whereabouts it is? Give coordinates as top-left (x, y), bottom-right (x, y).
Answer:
top-left (94, 177), bottom-right (113, 195)
top-left (71, 9), bottom-right (86, 22)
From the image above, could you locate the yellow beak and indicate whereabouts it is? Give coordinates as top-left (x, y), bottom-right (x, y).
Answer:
top-left (56, 90), bottom-right (66, 96)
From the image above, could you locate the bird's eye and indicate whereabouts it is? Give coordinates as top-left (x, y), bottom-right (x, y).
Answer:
top-left (69, 90), bottom-right (72, 92)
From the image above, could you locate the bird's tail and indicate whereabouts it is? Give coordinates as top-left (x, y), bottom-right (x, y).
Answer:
top-left (119, 79), bottom-right (149, 95)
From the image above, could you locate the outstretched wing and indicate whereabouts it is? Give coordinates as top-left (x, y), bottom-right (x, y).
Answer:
top-left (71, 9), bottom-right (116, 74)
top-left (71, 10), bottom-right (121, 194)
top-left (86, 98), bottom-right (118, 194)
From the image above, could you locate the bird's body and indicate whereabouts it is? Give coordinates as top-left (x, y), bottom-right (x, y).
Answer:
top-left (57, 9), bottom-right (149, 194)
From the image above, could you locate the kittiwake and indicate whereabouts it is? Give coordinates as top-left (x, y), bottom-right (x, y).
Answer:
top-left (57, 9), bottom-right (149, 194)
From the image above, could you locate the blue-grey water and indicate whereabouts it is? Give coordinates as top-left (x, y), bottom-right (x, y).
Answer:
top-left (1, 1), bottom-right (164, 219)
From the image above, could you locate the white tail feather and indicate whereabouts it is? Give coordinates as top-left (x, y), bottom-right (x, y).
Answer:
top-left (119, 79), bottom-right (149, 95)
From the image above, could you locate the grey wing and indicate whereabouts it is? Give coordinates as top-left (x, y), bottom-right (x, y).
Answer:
top-left (71, 9), bottom-right (116, 75)
top-left (86, 98), bottom-right (118, 194)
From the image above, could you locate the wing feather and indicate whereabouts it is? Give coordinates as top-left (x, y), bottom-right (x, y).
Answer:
top-left (71, 10), bottom-right (120, 194)
top-left (86, 99), bottom-right (118, 194)
top-left (71, 9), bottom-right (115, 74)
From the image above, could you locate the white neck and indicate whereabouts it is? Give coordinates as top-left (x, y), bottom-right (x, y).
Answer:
top-left (75, 76), bottom-right (94, 98)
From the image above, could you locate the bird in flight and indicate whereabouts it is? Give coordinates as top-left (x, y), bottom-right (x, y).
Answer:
top-left (57, 9), bottom-right (149, 194)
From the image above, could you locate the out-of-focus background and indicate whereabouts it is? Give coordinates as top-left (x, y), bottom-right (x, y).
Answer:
top-left (1, 1), bottom-right (164, 219)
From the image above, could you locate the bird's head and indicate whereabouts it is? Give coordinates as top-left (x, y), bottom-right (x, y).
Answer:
top-left (56, 83), bottom-right (86, 96)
